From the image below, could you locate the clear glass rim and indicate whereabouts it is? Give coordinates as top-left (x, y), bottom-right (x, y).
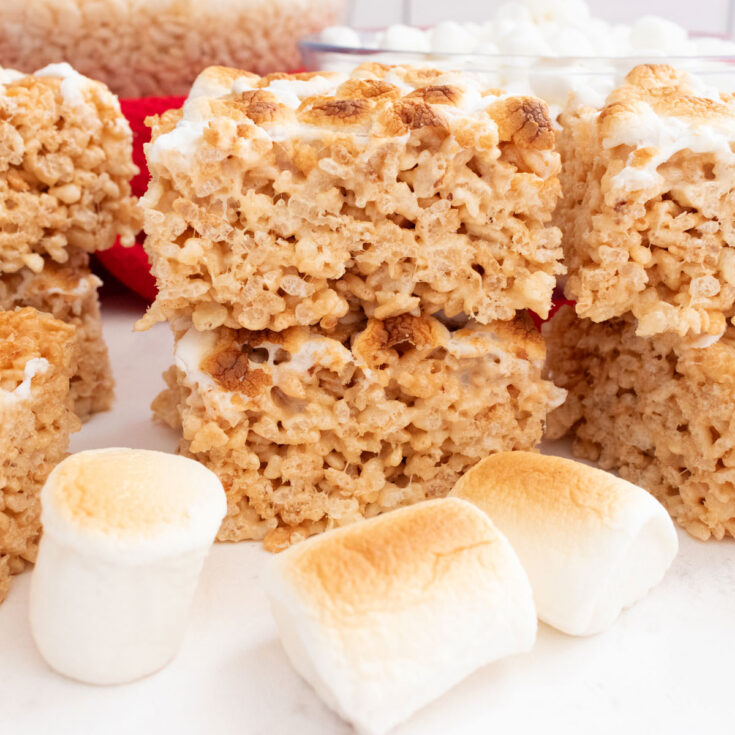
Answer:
top-left (300, 30), bottom-right (735, 64)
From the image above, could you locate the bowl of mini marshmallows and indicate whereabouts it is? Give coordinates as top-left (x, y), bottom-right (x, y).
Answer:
top-left (301, 0), bottom-right (735, 118)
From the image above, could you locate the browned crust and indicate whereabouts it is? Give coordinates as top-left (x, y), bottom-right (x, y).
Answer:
top-left (202, 344), bottom-right (273, 396)
top-left (406, 85), bottom-right (462, 106)
top-left (335, 78), bottom-right (402, 101)
top-left (300, 97), bottom-right (373, 127)
top-left (489, 97), bottom-right (555, 150)
top-left (601, 64), bottom-right (735, 140)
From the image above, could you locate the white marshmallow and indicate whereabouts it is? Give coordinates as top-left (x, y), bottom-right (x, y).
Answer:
top-left (0, 357), bottom-right (49, 405)
top-left (30, 448), bottom-right (226, 685)
top-left (34, 62), bottom-right (91, 106)
top-left (378, 24), bottom-right (430, 54)
top-left (549, 27), bottom-right (594, 57)
top-left (495, 2), bottom-right (533, 25)
top-left (471, 41), bottom-right (501, 56)
top-left (429, 21), bottom-right (475, 55)
top-left (523, 0), bottom-right (591, 24)
top-left (319, 25), bottom-right (362, 49)
top-left (451, 452), bottom-right (678, 636)
top-left (317, 0), bottom-right (735, 110)
top-left (629, 16), bottom-right (689, 55)
top-left (264, 498), bottom-right (537, 735)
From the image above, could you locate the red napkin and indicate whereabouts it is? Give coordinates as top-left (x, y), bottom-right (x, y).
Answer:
top-left (530, 296), bottom-right (575, 330)
top-left (95, 96), bottom-right (185, 303)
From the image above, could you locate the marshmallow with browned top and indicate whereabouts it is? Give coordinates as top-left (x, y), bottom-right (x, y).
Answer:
top-left (30, 448), bottom-right (226, 685)
top-left (451, 452), bottom-right (678, 636)
top-left (263, 497), bottom-right (536, 735)
top-left (558, 64), bottom-right (735, 339)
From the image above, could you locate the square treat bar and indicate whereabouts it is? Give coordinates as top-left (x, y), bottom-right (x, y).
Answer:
top-left (544, 305), bottom-right (735, 541)
top-left (0, 307), bottom-right (79, 604)
top-left (556, 64), bottom-right (735, 337)
top-left (153, 312), bottom-right (566, 550)
top-left (141, 64), bottom-right (563, 333)
top-left (0, 62), bottom-right (139, 274)
top-left (0, 253), bottom-right (114, 420)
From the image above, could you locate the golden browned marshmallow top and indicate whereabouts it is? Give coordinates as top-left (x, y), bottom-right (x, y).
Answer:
top-left (148, 62), bottom-right (558, 166)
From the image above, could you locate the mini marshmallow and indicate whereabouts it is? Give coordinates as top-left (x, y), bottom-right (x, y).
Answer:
top-left (429, 21), bottom-right (475, 55)
top-left (523, 0), bottom-right (591, 24)
top-left (264, 498), bottom-right (537, 735)
top-left (378, 24), bottom-right (430, 53)
top-left (495, 2), bottom-right (533, 25)
top-left (629, 16), bottom-right (689, 55)
top-left (319, 25), bottom-right (362, 49)
top-left (30, 448), bottom-right (226, 685)
top-left (549, 27), bottom-right (594, 57)
top-left (317, 0), bottom-right (734, 110)
top-left (450, 452), bottom-right (678, 636)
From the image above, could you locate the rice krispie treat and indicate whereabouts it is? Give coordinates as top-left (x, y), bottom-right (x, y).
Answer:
top-left (0, 253), bottom-right (114, 420)
top-left (154, 311), bottom-right (566, 550)
top-left (544, 305), bottom-right (735, 541)
top-left (0, 307), bottom-right (79, 604)
top-left (0, 0), bottom-right (346, 98)
top-left (140, 64), bottom-right (564, 333)
top-left (557, 64), bottom-right (735, 338)
top-left (0, 63), bottom-right (139, 275)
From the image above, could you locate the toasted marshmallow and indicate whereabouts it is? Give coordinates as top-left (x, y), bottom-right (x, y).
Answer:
top-left (450, 452), bottom-right (678, 636)
top-left (264, 498), bottom-right (536, 735)
top-left (30, 448), bottom-right (226, 685)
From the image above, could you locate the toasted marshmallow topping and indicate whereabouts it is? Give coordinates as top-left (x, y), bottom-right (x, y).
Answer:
top-left (451, 451), bottom-right (678, 636)
top-left (174, 313), bottom-right (551, 414)
top-left (264, 498), bottom-right (537, 735)
top-left (42, 448), bottom-right (226, 561)
top-left (149, 64), bottom-right (525, 164)
top-left (600, 66), bottom-right (735, 193)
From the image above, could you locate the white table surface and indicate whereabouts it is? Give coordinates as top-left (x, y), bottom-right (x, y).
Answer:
top-left (2, 281), bottom-right (734, 734)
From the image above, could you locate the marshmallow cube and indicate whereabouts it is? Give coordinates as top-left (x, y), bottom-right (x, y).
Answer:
top-left (451, 452), bottom-right (678, 636)
top-left (30, 448), bottom-right (226, 685)
top-left (264, 498), bottom-right (537, 735)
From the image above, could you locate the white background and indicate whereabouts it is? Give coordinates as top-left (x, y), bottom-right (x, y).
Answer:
top-left (3, 1), bottom-right (735, 732)
top-left (348, 0), bottom-right (734, 35)
top-left (1, 287), bottom-right (734, 734)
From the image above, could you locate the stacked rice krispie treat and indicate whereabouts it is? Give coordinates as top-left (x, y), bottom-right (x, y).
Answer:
top-left (0, 308), bottom-right (80, 604)
top-left (0, 62), bottom-right (140, 418)
top-left (142, 63), bottom-right (567, 549)
top-left (546, 64), bottom-right (735, 540)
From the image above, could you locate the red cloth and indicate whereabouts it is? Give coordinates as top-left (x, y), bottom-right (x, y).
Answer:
top-left (95, 96), bottom-right (185, 302)
top-left (530, 296), bottom-right (576, 330)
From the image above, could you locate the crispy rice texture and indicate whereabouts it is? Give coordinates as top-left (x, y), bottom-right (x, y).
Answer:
top-left (0, 253), bottom-right (114, 420)
top-left (154, 311), bottom-right (566, 551)
top-left (140, 64), bottom-right (563, 334)
top-left (0, 0), bottom-right (345, 98)
top-left (556, 64), bottom-right (735, 338)
top-left (0, 67), bottom-right (140, 274)
top-left (0, 307), bottom-right (79, 604)
top-left (544, 305), bottom-right (735, 541)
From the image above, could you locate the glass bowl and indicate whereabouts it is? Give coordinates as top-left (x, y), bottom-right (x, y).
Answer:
top-left (301, 30), bottom-right (735, 113)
